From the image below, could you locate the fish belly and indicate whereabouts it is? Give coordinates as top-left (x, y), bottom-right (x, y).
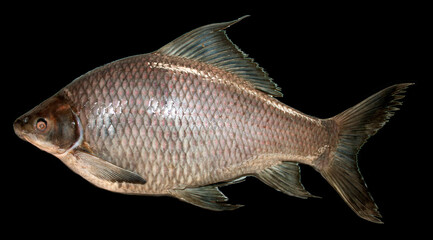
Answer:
top-left (64, 53), bottom-right (328, 194)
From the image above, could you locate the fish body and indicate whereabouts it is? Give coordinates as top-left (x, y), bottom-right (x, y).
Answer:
top-left (63, 52), bottom-right (328, 193)
top-left (13, 16), bottom-right (412, 223)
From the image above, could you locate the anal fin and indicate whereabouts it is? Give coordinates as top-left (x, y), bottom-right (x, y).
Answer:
top-left (256, 162), bottom-right (317, 199)
top-left (170, 185), bottom-right (243, 211)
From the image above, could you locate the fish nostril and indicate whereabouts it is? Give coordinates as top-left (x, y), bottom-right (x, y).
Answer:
top-left (14, 116), bottom-right (29, 126)
top-left (22, 116), bottom-right (29, 124)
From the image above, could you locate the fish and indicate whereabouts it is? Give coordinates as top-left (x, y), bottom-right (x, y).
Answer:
top-left (13, 15), bottom-right (412, 223)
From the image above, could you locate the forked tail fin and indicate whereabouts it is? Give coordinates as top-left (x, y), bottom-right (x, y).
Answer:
top-left (319, 83), bottom-right (413, 223)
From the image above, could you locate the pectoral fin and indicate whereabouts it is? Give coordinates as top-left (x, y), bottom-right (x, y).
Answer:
top-left (74, 151), bottom-right (146, 184)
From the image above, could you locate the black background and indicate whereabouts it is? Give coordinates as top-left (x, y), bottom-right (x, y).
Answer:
top-left (4, 2), bottom-right (430, 237)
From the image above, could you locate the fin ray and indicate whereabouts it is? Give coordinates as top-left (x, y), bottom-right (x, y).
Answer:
top-left (75, 151), bottom-right (147, 184)
top-left (170, 185), bottom-right (243, 211)
top-left (157, 15), bottom-right (283, 97)
top-left (317, 83), bottom-right (413, 223)
top-left (256, 162), bottom-right (317, 199)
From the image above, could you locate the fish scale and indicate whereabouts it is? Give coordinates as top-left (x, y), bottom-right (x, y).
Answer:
top-left (64, 53), bottom-right (300, 191)
top-left (14, 16), bottom-right (412, 223)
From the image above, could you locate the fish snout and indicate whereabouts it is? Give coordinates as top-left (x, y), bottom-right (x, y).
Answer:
top-left (13, 116), bottom-right (29, 140)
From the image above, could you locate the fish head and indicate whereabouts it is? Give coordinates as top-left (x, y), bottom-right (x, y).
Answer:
top-left (14, 95), bottom-right (81, 155)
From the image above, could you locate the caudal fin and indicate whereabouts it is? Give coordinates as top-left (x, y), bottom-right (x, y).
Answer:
top-left (319, 83), bottom-right (413, 223)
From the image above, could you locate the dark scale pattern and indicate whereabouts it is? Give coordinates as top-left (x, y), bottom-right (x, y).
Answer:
top-left (64, 53), bottom-right (328, 193)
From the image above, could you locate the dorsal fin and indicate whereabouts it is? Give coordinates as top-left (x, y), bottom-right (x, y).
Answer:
top-left (156, 16), bottom-right (283, 97)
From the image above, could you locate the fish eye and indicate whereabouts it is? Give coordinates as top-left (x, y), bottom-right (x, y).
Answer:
top-left (36, 118), bottom-right (48, 132)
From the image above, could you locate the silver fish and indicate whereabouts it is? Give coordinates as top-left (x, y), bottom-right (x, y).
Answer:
top-left (13, 16), bottom-right (412, 223)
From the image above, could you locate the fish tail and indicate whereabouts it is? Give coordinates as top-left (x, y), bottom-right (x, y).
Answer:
top-left (317, 83), bottom-right (413, 223)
